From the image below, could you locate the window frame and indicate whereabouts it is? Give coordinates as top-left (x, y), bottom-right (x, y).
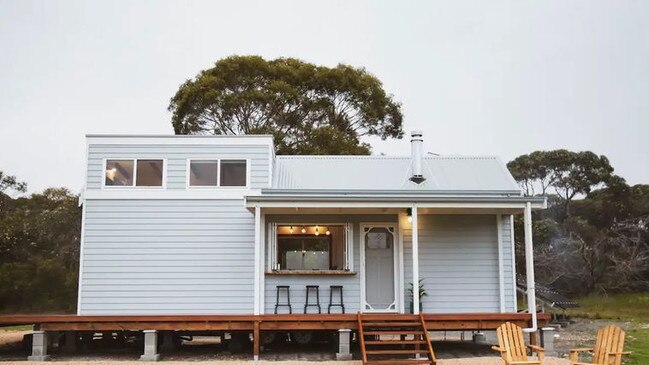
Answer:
top-left (186, 158), bottom-right (250, 189)
top-left (269, 223), bottom-right (354, 272)
top-left (102, 158), bottom-right (166, 189)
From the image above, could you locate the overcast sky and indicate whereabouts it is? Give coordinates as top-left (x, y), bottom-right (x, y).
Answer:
top-left (1, 1), bottom-right (648, 193)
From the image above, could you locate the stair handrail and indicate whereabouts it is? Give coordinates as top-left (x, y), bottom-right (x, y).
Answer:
top-left (419, 313), bottom-right (437, 364)
top-left (357, 312), bottom-right (368, 365)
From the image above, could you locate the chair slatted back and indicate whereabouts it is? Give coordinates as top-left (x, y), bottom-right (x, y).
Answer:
top-left (497, 322), bottom-right (528, 362)
top-left (593, 325), bottom-right (625, 365)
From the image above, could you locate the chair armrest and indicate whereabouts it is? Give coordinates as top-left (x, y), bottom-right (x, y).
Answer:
top-left (528, 344), bottom-right (545, 352)
top-left (569, 348), bottom-right (593, 353)
top-left (491, 345), bottom-right (505, 352)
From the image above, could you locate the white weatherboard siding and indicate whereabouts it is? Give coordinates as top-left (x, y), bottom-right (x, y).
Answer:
top-left (79, 199), bottom-right (255, 315)
top-left (263, 215), bottom-right (397, 314)
top-left (86, 143), bottom-right (270, 190)
top-left (403, 214), bottom-right (516, 313)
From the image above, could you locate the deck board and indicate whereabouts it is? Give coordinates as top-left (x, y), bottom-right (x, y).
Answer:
top-left (0, 313), bottom-right (550, 331)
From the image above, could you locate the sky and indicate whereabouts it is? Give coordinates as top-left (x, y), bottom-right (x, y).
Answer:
top-left (1, 0), bottom-right (648, 193)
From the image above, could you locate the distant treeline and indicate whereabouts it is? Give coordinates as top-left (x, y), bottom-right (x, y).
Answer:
top-left (509, 150), bottom-right (649, 295)
top-left (0, 172), bottom-right (80, 313)
top-left (1, 150), bottom-right (648, 313)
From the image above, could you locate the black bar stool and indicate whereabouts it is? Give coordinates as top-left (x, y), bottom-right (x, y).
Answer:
top-left (275, 285), bottom-right (292, 314)
top-left (304, 285), bottom-right (321, 314)
top-left (328, 285), bottom-right (345, 313)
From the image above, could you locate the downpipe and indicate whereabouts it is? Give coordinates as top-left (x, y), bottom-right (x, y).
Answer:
top-left (523, 202), bottom-right (538, 333)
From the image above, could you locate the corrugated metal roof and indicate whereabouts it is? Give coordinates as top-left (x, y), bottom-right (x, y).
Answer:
top-left (271, 155), bottom-right (521, 194)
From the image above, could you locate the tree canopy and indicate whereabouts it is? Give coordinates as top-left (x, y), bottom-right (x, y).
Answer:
top-left (169, 56), bottom-right (404, 154)
top-left (507, 152), bottom-right (649, 295)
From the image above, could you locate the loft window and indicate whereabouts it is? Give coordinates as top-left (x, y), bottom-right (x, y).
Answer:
top-left (136, 160), bottom-right (163, 187)
top-left (272, 224), bottom-right (352, 271)
top-left (104, 159), bottom-right (164, 187)
top-left (187, 159), bottom-right (247, 187)
top-left (189, 160), bottom-right (219, 187)
top-left (220, 160), bottom-right (247, 187)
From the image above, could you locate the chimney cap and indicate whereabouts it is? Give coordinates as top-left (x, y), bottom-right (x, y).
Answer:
top-left (411, 130), bottom-right (423, 138)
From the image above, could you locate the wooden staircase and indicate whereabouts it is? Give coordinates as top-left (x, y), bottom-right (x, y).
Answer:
top-left (358, 313), bottom-right (437, 365)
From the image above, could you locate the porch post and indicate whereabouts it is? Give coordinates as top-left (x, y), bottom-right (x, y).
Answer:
top-left (411, 204), bottom-right (419, 314)
top-left (523, 202), bottom-right (538, 336)
top-left (253, 205), bottom-right (261, 315)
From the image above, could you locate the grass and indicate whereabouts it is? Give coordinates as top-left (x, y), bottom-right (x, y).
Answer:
top-left (567, 292), bottom-right (649, 322)
top-left (0, 324), bottom-right (31, 331)
top-left (625, 328), bottom-right (649, 365)
top-left (566, 292), bottom-right (649, 365)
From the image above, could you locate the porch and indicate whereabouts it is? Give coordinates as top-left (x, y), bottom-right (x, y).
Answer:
top-left (247, 197), bottom-right (545, 321)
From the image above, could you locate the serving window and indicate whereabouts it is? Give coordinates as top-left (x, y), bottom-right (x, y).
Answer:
top-left (270, 224), bottom-right (353, 272)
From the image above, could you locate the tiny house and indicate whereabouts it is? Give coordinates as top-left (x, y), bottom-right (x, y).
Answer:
top-left (78, 131), bottom-right (544, 320)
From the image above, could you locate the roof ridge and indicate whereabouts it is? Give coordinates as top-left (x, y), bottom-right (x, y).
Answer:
top-left (275, 155), bottom-right (500, 160)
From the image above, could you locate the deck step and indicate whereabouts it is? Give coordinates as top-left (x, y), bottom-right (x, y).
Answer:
top-left (362, 321), bottom-right (422, 327)
top-left (358, 313), bottom-right (437, 365)
top-left (366, 349), bottom-right (430, 355)
top-left (365, 360), bottom-right (434, 365)
top-left (365, 340), bottom-right (427, 345)
top-left (364, 331), bottom-right (423, 336)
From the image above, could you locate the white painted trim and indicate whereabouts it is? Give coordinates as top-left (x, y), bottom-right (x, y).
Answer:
top-left (253, 206), bottom-right (261, 315)
top-left (246, 201), bottom-right (545, 210)
top-left (76, 202), bottom-right (87, 315)
top-left (101, 158), bottom-right (167, 190)
top-left (510, 214), bottom-right (517, 312)
top-left (87, 135), bottom-right (274, 146)
top-left (84, 189), bottom-right (261, 200)
top-left (398, 213), bottom-right (405, 314)
top-left (268, 144), bottom-right (274, 189)
top-left (359, 223), bottom-right (399, 313)
top-left (497, 214), bottom-right (505, 313)
top-left (411, 205), bottom-right (419, 314)
top-left (260, 212), bottom-right (266, 314)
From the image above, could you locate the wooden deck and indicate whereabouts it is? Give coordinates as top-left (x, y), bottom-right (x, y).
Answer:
top-left (0, 312), bottom-right (550, 331)
top-left (0, 313), bottom-right (550, 360)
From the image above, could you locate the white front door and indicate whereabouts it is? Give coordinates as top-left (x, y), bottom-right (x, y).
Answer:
top-left (361, 224), bottom-right (397, 312)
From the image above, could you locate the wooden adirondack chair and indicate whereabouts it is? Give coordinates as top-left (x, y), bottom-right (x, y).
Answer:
top-left (570, 325), bottom-right (631, 365)
top-left (491, 322), bottom-right (545, 365)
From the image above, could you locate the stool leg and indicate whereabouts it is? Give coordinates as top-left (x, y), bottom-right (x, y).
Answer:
top-left (328, 289), bottom-right (333, 314)
top-left (287, 288), bottom-right (292, 314)
top-left (316, 288), bottom-right (321, 314)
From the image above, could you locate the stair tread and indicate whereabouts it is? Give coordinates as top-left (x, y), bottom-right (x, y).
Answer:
top-left (366, 359), bottom-right (433, 365)
top-left (364, 331), bottom-right (423, 335)
top-left (365, 340), bottom-right (427, 345)
top-left (363, 322), bottom-right (422, 327)
top-left (366, 349), bottom-right (430, 355)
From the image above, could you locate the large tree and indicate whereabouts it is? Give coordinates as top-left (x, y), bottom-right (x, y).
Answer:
top-left (169, 56), bottom-right (404, 154)
top-left (507, 150), bottom-right (614, 218)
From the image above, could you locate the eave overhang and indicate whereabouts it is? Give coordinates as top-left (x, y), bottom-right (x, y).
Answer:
top-left (245, 189), bottom-right (547, 211)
